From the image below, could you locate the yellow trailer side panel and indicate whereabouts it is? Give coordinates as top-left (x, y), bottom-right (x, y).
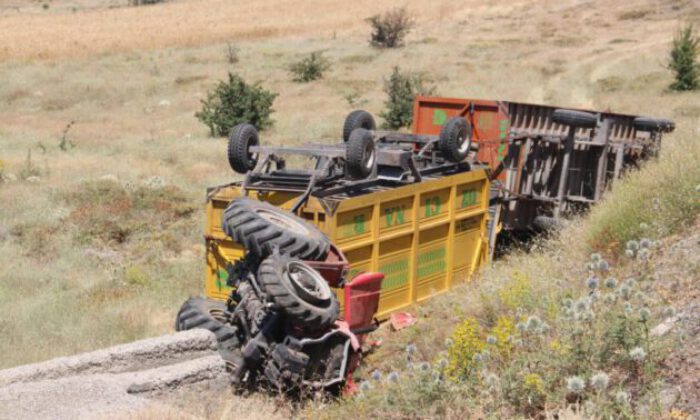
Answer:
top-left (204, 169), bottom-right (489, 317)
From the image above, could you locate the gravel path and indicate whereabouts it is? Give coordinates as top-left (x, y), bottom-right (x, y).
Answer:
top-left (0, 329), bottom-right (230, 420)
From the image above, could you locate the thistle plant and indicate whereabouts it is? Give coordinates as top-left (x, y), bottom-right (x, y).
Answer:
top-left (387, 371), bottom-right (400, 382)
top-left (359, 380), bottom-right (372, 391)
top-left (604, 277), bottom-right (617, 289)
top-left (526, 315), bottom-right (542, 331)
top-left (629, 347), bottom-right (647, 362)
top-left (615, 390), bottom-right (630, 405)
top-left (590, 372), bottom-right (610, 391)
top-left (574, 297), bottom-right (590, 312)
top-left (603, 293), bottom-right (617, 305)
top-left (586, 276), bottom-right (599, 290)
top-left (566, 376), bottom-right (586, 394)
top-left (638, 307), bottom-right (651, 322)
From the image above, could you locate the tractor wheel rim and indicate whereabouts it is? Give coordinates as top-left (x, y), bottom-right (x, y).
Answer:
top-left (287, 261), bottom-right (331, 302)
top-left (364, 142), bottom-right (376, 171)
top-left (256, 209), bottom-right (309, 235)
top-left (247, 137), bottom-right (259, 168)
top-left (458, 130), bottom-right (470, 154)
top-left (208, 308), bottom-right (229, 324)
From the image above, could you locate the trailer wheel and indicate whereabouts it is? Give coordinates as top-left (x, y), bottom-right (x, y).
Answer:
top-left (533, 216), bottom-right (561, 231)
top-left (258, 253), bottom-right (339, 331)
top-left (228, 123), bottom-right (260, 174)
top-left (175, 296), bottom-right (241, 351)
top-left (342, 110), bottom-right (376, 142)
top-left (439, 116), bottom-right (472, 162)
top-left (632, 117), bottom-right (675, 132)
top-left (222, 198), bottom-right (330, 260)
top-left (552, 109), bottom-right (597, 128)
top-left (346, 128), bottom-right (376, 179)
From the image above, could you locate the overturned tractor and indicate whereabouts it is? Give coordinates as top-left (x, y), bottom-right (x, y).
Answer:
top-left (176, 198), bottom-right (382, 394)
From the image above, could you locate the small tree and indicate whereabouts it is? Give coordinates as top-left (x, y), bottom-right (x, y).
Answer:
top-left (668, 24), bottom-right (699, 91)
top-left (195, 73), bottom-right (278, 136)
top-left (289, 52), bottom-right (331, 83)
top-left (380, 67), bottom-right (435, 129)
top-left (367, 7), bottom-right (414, 48)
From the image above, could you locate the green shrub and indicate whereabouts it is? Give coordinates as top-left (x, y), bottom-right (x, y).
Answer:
top-left (195, 73), bottom-right (278, 136)
top-left (366, 7), bottom-right (414, 48)
top-left (668, 24), bottom-right (699, 91)
top-left (380, 67), bottom-right (435, 129)
top-left (289, 52), bottom-right (331, 83)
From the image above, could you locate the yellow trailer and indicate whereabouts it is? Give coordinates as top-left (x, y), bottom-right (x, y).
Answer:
top-left (203, 167), bottom-right (490, 318)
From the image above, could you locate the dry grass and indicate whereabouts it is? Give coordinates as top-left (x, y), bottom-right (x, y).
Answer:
top-left (0, 0), bottom-right (527, 62)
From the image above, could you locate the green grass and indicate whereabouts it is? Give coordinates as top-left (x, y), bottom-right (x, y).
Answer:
top-left (587, 129), bottom-right (700, 253)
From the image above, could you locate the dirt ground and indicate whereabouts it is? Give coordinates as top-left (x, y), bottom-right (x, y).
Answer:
top-left (653, 222), bottom-right (700, 416)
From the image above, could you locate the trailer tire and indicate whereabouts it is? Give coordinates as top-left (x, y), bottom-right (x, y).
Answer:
top-left (552, 109), bottom-right (597, 128)
top-left (439, 116), bottom-right (472, 162)
top-left (258, 253), bottom-right (339, 332)
top-left (346, 128), bottom-right (376, 179)
top-left (533, 216), bottom-right (561, 231)
top-left (228, 123), bottom-right (260, 174)
top-left (222, 198), bottom-right (330, 260)
top-left (632, 117), bottom-right (675, 132)
top-left (342, 110), bottom-right (376, 142)
top-left (175, 297), bottom-right (241, 351)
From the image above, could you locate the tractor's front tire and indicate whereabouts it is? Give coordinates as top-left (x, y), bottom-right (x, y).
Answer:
top-left (346, 128), bottom-right (376, 180)
top-left (342, 110), bottom-right (376, 142)
top-left (439, 116), bottom-right (472, 163)
top-left (175, 296), bottom-right (241, 351)
top-left (227, 123), bottom-right (260, 174)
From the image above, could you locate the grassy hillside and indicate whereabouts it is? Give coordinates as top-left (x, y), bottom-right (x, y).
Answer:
top-left (0, 1), bottom-right (698, 416)
top-left (309, 127), bottom-right (699, 418)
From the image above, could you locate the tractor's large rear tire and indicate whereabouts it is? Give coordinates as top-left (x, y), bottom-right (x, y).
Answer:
top-left (258, 253), bottom-right (339, 332)
top-left (342, 110), bottom-right (376, 142)
top-left (175, 296), bottom-right (241, 351)
top-left (222, 198), bottom-right (330, 261)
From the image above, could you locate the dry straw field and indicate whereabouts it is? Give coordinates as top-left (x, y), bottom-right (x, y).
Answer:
top-left (1, 0), bottom-right (699, 416)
